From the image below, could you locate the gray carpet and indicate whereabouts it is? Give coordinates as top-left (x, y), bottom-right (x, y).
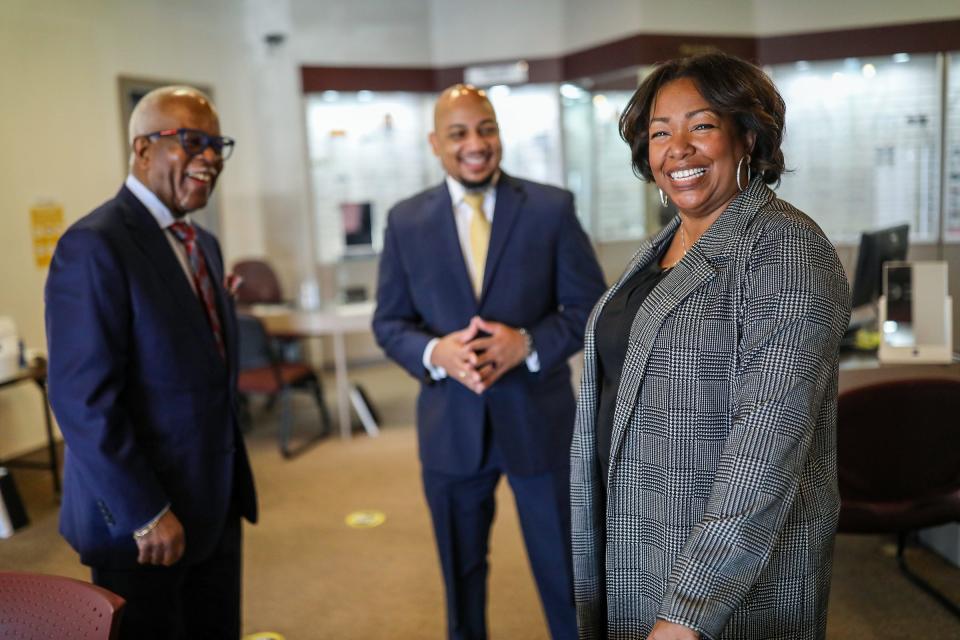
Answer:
top-left (2, 362), bottom-right (958, 639)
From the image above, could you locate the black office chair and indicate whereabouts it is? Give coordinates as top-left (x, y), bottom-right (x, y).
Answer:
top-left (837, 377), bottom-right (960, 619)
top-left (237, 314), bottom-right (332, 458)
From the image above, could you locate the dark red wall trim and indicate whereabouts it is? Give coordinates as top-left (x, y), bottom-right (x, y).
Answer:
top-left (432, 57), bottom-right (566, 89)
top-left (301, 66), bottom-right (436, 93)
top-left (300, 19), bottom-right (960, 94)
top-left (302, 58), bottom-right (568, 93)
top-left (564, 33), bottom-right (756, 80)
top-left (758, 19), bottom-right (960, 64)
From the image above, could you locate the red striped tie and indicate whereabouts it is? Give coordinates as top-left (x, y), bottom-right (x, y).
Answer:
top-left (169, 221), bottom-right (225, 359)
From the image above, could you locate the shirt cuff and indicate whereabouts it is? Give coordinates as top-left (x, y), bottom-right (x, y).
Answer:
top-left (422, 338), bottom-right (447, 380)
top-left (525, 350), bottom-right (541, 372)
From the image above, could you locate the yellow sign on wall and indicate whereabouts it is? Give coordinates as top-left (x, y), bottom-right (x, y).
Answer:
top-left (30, 203), bottom-right (64, 268)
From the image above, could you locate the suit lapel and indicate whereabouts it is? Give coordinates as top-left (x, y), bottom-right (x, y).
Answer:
top-left (117, 187), bottom-right (225, 368)
top-left (427, 183), bottom-right (479, 313)
top-left (605, 178), bottom-right (775, 471)
top-left (579, 218), bottom-right (678, 471)
top-left (477, 174), bottom-right (524, 307)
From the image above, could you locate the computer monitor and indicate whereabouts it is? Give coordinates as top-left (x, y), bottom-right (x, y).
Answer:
top-left (850, 224), bottom-right (909, 308)
top-left (341, 202), bottom-right (373, 254)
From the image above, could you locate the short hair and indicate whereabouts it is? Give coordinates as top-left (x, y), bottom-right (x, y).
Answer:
top-left (127, 85), bottom-right (215, 147)
top-left (619, 52), bottom-right (786, 185)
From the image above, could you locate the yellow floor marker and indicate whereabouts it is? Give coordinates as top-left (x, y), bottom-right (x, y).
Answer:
top-left (345, 510), bottom-right (386, 528)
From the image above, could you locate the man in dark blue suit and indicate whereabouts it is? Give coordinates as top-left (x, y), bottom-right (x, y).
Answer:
top-left (373, 84), bottom-right (605, 640)
top-left (45, 86), bottom-right (257, 639)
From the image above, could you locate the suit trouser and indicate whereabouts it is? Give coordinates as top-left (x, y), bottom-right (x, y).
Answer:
top-left (92, 515), bottom-right (242, 640)
top-left (422, 430), bottom-right (577, 640)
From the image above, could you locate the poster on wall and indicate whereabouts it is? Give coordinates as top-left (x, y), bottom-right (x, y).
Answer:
top-left (30, 202), bottom-right (64, 268)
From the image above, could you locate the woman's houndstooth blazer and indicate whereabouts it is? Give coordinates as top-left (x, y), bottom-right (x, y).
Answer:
top-left (571, 178), bottom-right (851, 640)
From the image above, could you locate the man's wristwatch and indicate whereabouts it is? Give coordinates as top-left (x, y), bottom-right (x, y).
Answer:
top-left (517, 328), bottom-right (534, 358)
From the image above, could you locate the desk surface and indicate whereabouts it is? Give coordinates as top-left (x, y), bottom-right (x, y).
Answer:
top-left (246, 303), bottom-right (374, 337)
top-left (0, 359), bottom-right (59, 494)
top-left (839, 352), bottom-right (960, 392)
top-left (242, 303), bottom-right (376, 439)
top-left (0, 362), bottom-right (46, 390)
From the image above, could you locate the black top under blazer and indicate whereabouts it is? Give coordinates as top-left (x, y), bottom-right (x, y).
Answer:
top-left (570, 178), bottom-right (851, 640)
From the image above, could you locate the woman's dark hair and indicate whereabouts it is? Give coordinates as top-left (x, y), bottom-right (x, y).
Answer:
top-left (619, 52), bottom-right (786, 185)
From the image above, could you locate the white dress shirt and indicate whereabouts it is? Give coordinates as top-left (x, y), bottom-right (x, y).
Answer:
top-left (422, 175), bottom-right (540, 380)
top-left (124, 174), bottom-right (198, 296)
top-left (124, 174), bottom-right (199, 531)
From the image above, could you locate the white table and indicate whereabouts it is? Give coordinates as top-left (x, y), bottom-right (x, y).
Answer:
top-left (248, 302), bottom-right (377, 439)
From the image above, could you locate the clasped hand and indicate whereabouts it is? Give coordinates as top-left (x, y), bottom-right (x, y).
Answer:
top-left (430, 316), bottom-right (527, 394)
top-left (647, 620), bottom-right (699, 640)
top-left (135, 510), bottom-right (185, 566)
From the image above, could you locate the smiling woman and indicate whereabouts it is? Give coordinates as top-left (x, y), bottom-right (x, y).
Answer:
top-left (570, 53), bottom-right (851, 640)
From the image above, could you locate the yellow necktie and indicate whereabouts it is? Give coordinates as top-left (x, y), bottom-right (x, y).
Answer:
top-left (464, 192), bottom-right (490, 297)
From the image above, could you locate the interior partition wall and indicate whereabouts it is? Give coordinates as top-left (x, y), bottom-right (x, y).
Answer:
top-left (301, 22), bottom-right (960, 301)
top-left (304, 84), bottom-right (564, 266)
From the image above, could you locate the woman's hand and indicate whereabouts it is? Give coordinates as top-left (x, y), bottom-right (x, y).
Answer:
top-left (647, 620), bottom-right (699, 640)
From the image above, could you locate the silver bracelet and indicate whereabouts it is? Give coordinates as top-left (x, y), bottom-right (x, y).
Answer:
top-left (518, 328), bottom-right (534, 358)
top-left (132, 505), bottom-right (170, 540)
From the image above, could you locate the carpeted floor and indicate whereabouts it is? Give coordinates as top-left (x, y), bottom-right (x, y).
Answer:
top-left (2, 362), bottom-right (958, 639)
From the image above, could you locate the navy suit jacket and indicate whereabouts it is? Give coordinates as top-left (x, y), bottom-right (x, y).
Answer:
top-left (373, 174), bottom-right (606, 476)
top-left (45, 186), bottom-right (257, 569)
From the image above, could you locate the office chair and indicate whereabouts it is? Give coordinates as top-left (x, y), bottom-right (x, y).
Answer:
top-left (837, 377), bottom-right (960, 619)
top-left (233, 259), bottom-right (285, 306)
top-left (232, 258), bottom-right (304, 367)
top-left (237, 314), bottom-right (332, 458)
top-left (0, 571), bottom-right (125, 639)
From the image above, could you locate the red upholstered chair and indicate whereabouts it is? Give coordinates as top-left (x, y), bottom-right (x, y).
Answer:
top-left (232, 259), bottom-right (285, 306)
top-left (837, 377), bottom-right (960, 619)
top-left (237, 314), bottom-right (331, 458)
top-left (232, 259), bottom-right (303, 366)
top-left (0, 571), bottom-right (125, 639)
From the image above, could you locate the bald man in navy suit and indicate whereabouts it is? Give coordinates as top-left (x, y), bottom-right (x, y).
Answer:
top-left (46, 86), bottom-right (256, 639)
top-left (373, 85), bottom-right (606, 640)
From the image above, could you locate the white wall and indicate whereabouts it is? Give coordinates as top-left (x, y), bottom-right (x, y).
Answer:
top-left (429, 0), bottom-right (756, 67)
top-left (752, 0), bottom-right (960, 36)
top-left (0, 0), bottom-right (266, 458)
top-left (429, 0), bottom-right (566, 65)
top-left (428, 0), bottom-right (757, 67)
top-left (293, 0), bottom-right (433, 66)
top-left (241, 0), bottom-right (318, 295)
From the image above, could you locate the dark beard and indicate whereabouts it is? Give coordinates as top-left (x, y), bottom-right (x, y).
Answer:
top-left (457, 173), bottom-right (495, 190)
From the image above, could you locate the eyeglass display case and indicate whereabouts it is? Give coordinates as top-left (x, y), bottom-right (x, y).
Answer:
top-left (304, 50), bottom-right (960, 263)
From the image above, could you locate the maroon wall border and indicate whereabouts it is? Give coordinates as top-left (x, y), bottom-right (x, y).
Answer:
top-left (758, 19), bottom-right (960, 64)
top-left (300, 66), bottom-right (436, 93)
top-left (300, 19), bottom-right (960, 94)
top-left (563, 33), bottom-right (756, 80)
